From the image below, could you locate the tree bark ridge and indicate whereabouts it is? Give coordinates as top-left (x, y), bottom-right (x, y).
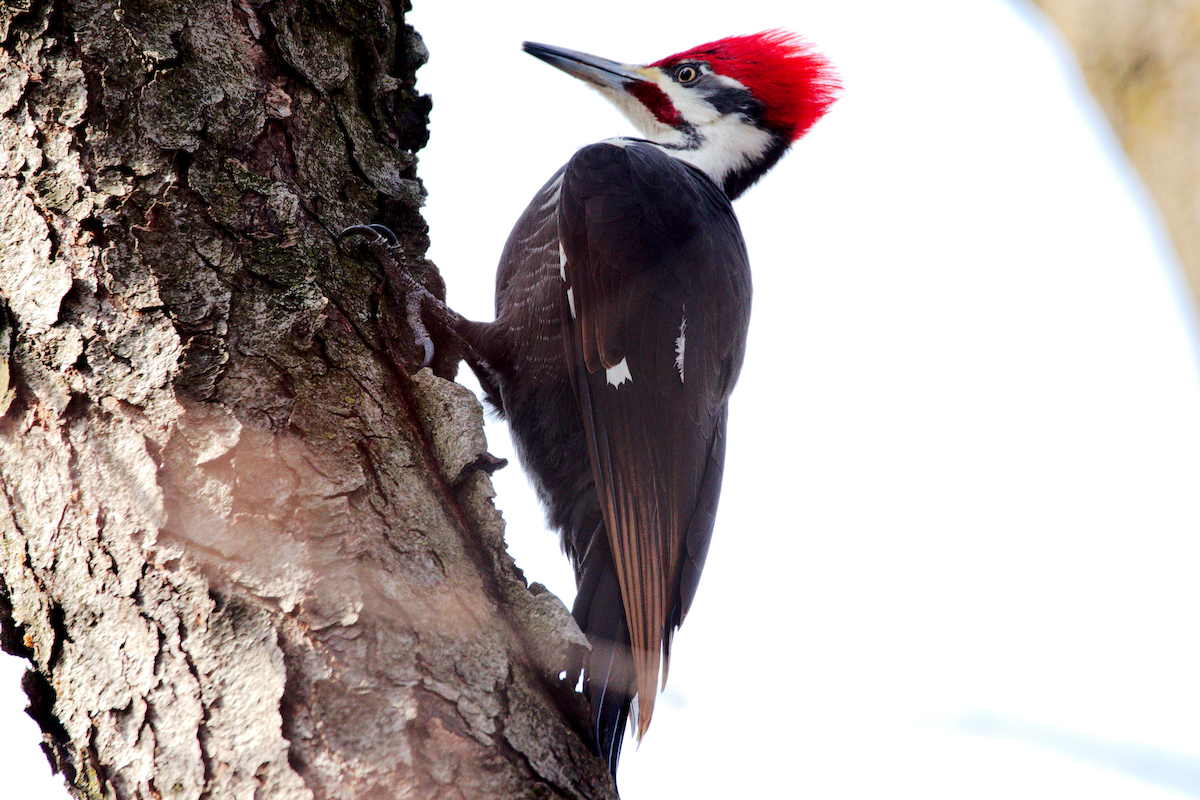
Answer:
top-left (0, 1), bottom-right (614, 797)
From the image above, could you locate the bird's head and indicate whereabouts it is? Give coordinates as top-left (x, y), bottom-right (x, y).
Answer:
top-left (523, 31), bottom-right (841, 199)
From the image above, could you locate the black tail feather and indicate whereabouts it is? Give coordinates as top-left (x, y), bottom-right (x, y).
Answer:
top-left (589, 615), bottom-right (633, 777)
top-left (572, 525), bottom-right (635, 780)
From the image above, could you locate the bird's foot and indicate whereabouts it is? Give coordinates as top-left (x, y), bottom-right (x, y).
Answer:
top-left (339, 224), bottom-right (503, 404)
top-left (404, 283), bottom-right (437, 368)
top-left (340, 223), bottom-right (438, 369)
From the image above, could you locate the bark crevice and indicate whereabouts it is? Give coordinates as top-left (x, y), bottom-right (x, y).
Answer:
top-left (0, 1), bottom-right (615, 797)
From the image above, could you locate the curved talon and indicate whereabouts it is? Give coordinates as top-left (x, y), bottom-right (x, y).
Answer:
top-left (406, 286), bottom-right (438, 367)
top-left (367, 224), bottom-right (399, 245)
top-left (338, 223), bottom-right (399, 246)
top-left (339, 223), bottom-right (378, 240)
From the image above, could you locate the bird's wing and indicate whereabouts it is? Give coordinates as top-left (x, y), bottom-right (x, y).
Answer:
top-left (558, 141), bottom-right (751, 736)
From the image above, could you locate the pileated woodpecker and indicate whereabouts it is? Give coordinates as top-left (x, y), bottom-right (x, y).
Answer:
top-left (358, 30), bottom-right (839, 780)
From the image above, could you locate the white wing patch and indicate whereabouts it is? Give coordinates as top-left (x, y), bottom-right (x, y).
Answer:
top-left (566, 287), bottom-right (576, 318)
top-left (559, 242), bottom-right (567, 281)
top-left (606, 357), bottom-right (632, 388)
top-left (674, 315), bottom-right (687, 383)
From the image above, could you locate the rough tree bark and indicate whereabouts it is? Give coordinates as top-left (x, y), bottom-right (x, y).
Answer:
top-left (1029, 0), bottom-right (1200, 318)
top-left (0, 1), bottom-right (614, 798)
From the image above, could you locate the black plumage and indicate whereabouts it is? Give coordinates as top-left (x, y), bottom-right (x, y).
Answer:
top-left (373, 32), bottom-right (841, 784)
top-left (455, 141), bottom-right (749, 773)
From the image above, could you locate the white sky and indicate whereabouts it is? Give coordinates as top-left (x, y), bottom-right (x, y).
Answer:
top-left (5, 1), bottom-right (1200, 797)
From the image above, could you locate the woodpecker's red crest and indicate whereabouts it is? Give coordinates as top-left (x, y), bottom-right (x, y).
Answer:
top-left (525, 32), bottom-right (841, 199)
top-left (650, 29), bottom-right (842, 142)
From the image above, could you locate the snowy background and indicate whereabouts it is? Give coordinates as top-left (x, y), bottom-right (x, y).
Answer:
top-left (5, 1), bottom-right (1200, 797)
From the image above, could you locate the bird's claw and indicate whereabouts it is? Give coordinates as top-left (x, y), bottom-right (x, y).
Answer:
top-left (341, 222), bottom-right (437, 368)
top-left (339, 223), bottom-right (400, 246)
top-left (418, 335), bottom-right (435, 368)
top-left (406, 287), bottom-right (438, 368)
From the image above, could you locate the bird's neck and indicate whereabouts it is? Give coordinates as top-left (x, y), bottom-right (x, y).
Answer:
top-left (641, 119), bottom-right (790, 200)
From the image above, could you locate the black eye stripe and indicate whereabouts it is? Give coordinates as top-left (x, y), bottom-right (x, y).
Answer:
top-left (705, 86), bottom-right (763, 118)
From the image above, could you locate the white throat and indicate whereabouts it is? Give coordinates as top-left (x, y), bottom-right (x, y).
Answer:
top-left (654, 116), bottom-right (774, 189)
top-left (597, 78), bottom-right (775, 191)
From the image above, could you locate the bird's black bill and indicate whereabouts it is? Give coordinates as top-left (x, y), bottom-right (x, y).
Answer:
top-left (523, 41), bottom-right (650, 90)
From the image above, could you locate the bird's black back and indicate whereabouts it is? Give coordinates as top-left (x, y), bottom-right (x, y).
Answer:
top-left (477, 140), bottom-right (751, 779)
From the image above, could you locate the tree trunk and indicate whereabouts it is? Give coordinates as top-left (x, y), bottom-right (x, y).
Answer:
top-left (1029, 0), bottom-right (1200, 318)
top-left (0, 1), bottom-right (613, 797)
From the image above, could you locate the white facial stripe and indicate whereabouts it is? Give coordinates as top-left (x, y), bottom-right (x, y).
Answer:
top-left (664, 116), bottom-right (774, 187)
top-left (601, 67), bottom-right (774, 189)
top-left (711, 73), bottom-right (749, 91)
top-left (656, 78), bottom-right (721, 125)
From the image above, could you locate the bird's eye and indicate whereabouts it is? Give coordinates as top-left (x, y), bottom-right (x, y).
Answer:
top-left (676, 65), bottom-right (699, 84)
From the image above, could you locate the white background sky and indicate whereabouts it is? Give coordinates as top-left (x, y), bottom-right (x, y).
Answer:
top-left (5, 1), bottom-right (1200, 797)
